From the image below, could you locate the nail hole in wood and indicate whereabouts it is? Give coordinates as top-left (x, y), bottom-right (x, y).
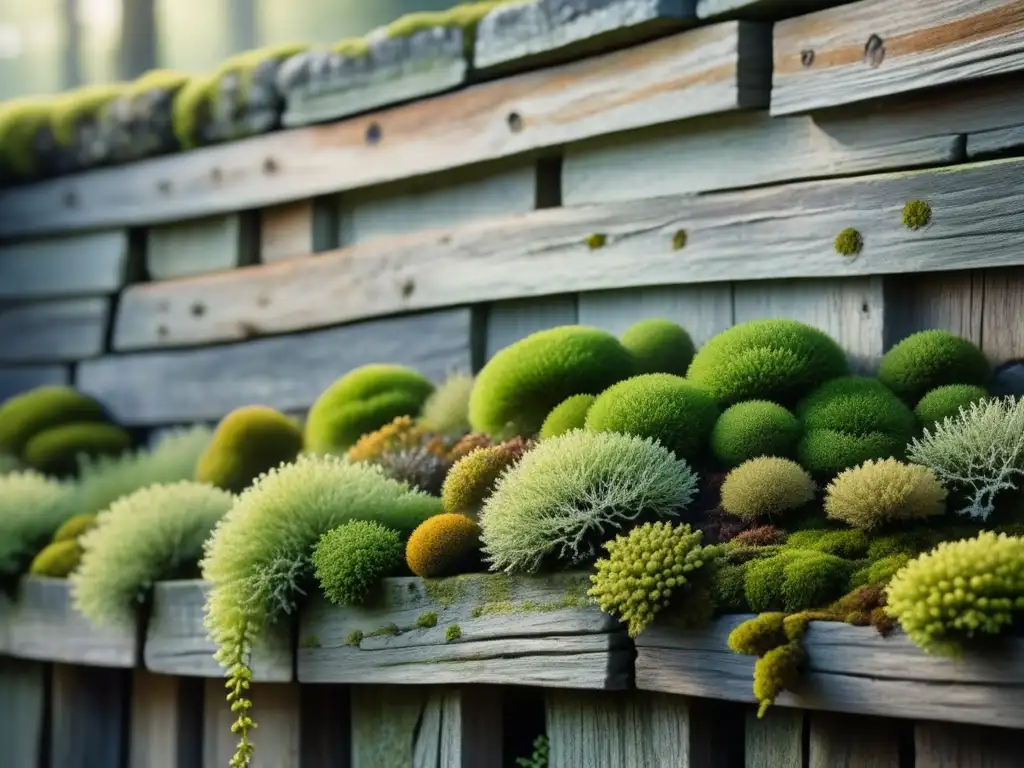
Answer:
top-left (800, 49), bottom-right (815, 67)
top-left (365, 122), bottom-right (382, 145)
top-left (190, 302), bottom-right (206, 318)
top-left (157, 325), bottom-right (169, 338)
top-left (865, 35), bottom-right (885, 68)
top-left (210, 167), bottom-right (223, 183)
top-left (157, 179), bottom-right (172, 195)
top-left (861, 303), bottom-right (870, 314)
top-left (263, 157), bottom-right (278, 174)
top-left (63, 190), bottom-right (78, 209)
top-left (401, 278), bottom-right (416, 298)
top-left (507, 111), bottom-right (524, 133)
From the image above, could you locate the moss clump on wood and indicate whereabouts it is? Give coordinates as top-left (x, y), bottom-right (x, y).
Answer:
top-left (368, 623), bottom-right (400, 637)
top-left (0, 97), bottom-right (53, 180)
top-left (586, 233), bottom-right (608, 250)
top-left (345, 629), bottom-right (364, 646)
top-left (672, 230), bottom-right (688, 250)
top-left (445, 624), bottom-right (462, 641)
top-left (300, 634), bottom-right (321, 649)
top-left (902, 200), bottom-right (932, 230)
top-left (417, 610), bottom-right (438, 628)
top-left (50, 83), bottom-right (126, 147)
top-left (833, 227), bottom-right (862, 257)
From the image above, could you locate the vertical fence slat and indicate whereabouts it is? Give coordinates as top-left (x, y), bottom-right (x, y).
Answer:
top-left (882, 271), bottom-right (983, 348)
top-left (745, 708), bottom-right (804, 768)
top-left (50, 663), bottom-right (130, 768)
top-left (914, 721), bottom-right (1019, 767)
top-left (0, 656), bottom-right (47, 768)
top-left (146, 214), bottom-right (260, 280)
top-left (980, 266), bottom-right (1024, 366)
top-left (350, 685), bottom-right (427, 768)
top-left (300, 684), bottom-right (351, 768)
top-left (129, 669), bottom-right (203, 768)
top-left (203, 679), bottom-right (301, 768)
top-left (439, 686), bottom-right (504, 768)
top-left (808, 712), bottom-right (900, 768)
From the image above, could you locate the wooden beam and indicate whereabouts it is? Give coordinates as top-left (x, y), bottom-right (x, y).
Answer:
top-left (0, 298), bottom-right (109, 364)
top-left (697, 0), bottom-right (855, 20)
top-left (0, 364), bottom-right (70, 402)
top-left (771, 0), bottom-right (1024, 116)
top-left (0, 22), bottom-right (769, 238)
top-left (78, 308), bottom-right (473, 425)
top-left (0, 230), bottom-right (128, 299)
top-left (112, 155), bottom-right (1024, 352)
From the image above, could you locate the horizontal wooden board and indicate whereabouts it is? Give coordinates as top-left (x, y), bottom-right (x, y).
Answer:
top-left (146, 214), bottom-right (257, 280)
top-left (144, 580), bottom-right (293, 681)
top-left (0, 364), bottom-right (69, 403)
top-left (0, 231), bottom-right (128, 300)
top-left (260, 198), bottom-right (338, 262)
top-left (0, 298), bottom-right (109, 364)
top-left (636, 615), bottom-right (1024, 729)
top-left (967, 123), bottom-right (1024, 159)
top-left (297, 573), bottom-right (632, 690)
top-left (696, 0), bottom-right (856, 20)
top-left (80, 307), bottom-right (473, 425)
top-left (771, 0), bottom-right (1024, 116)
top-left (113, 155), bottom-right (1024, 350)
top-left (0, 22), bottom-right (769, 238)
top-left (5, 577), bottom-right (137, 668)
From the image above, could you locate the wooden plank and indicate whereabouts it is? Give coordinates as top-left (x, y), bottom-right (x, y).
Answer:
top-left (696, 0), bottom-right (855, 20)
top-left (577, 285), bottom-right (733, 347)
top-left (0, 22), bottom-right (770, 238)
top-left (81, 307), bottom-right (473, 425)
top-left (7, 576), bottom-right (138, 667)
top-left (914, 721), bottom-right (1020, 768)
top-left (745, 708), bottom-right (804, 768)
top-left (51, 663), bottom-right (130, 768)
top-left (340, 161), bottom-right (538, 246)
top-left (0, 230), bottom-right (128, 299)
top-left (485, 296), bottom-right (579, 361)
top-left (300, 684), bottom-right (352, 768)
top-left (980, 266), bottom-right (1024, 365)
top-left (129, 669), bottom-right (204, 768)
top-left (808, 712), bottom-right (899, 768)
top-left (733, 277), bottom-right (886, 374)
top-left (109, 155), bottom-right (1024, 352)
top-left (297, 573), bottom-right (631, 690)
top-left (882, 271), bottom-right (983, 349)
top-left (144, 580), bottom-right (294, 681)
top-left (146, 213), bottom-right (258, 280)
top-left (967, 124), bottom-right (1024, 159)
top-left (474, 0), bottom-right (696, 74)
top-left (0, 364), bottom-right (70, 402)
top-left (771, 0), bottom-right (1024, 117)
top-left (0, 298), bottom-right (109, 363)
top-left (260, 198), bottom-right (338, 263)
top-left (202, 679), bottom-right (301, 768)
top-left (0, 656), bottom-right (46, 768)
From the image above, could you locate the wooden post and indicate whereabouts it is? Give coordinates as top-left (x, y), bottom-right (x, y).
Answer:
top-left (50, 663), bottom-right (131, 768)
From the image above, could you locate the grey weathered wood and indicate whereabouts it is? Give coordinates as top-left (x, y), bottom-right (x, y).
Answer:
top-left (914, 721), bottom-right (1020, 768)
top-left (636, 615), bottom-right (1024, 728)
top-left (260, 197), bottom-right (338, 262)
top-left (882, 271), bottom-right (983, 349)
top-left (82, 307), bottom-right (472, 425)
top-left (0, 656), bottom-right (46, 768)
top-left (474, 0), bottom-right (696, 73)
top-left (745, 708), bottom-right (803, 768)
top-left (109, 155), bottom-right (1024, 351)
top-left (146, 213), bottom-right (258, 280)
top-left (577, 285), bottom-right (733, 348)
top-left (696, 0), bottom-right (855, 20)
top-left (733, 277), bottom-right (885, 374)
top-left (0, 230), bottom-right (129, 299)
top-left (0, 364), bottom-right (70, 402)
top-left (0, 22), bottom-right (771, 237)
top-left (202, 679), bottom-right (301, 768)
top-left (6, 576), bottom-right (138, 667)
top-left (50, 663), bottom-right (130, 768)
top-left (0, 298), bottom-right (109, 363)
top-left (129, 669), bottom-right (204, 768)
top-left (280, 27), bottom-right (468, 128)
top-left (771, 0), bottom-right (1024, 116)
top-left (297, 573), bottom-right (631, 689)
top-left (808, 712), bottom-right (899, 768)
top-left (980, 267), bottom-right (1024, 366)
top-left (486, 296), bottom-right (579, 361)
top-left (967, 124), bottom-right (1024, 159)
top-left (144, 580), bottom-right (294, 681)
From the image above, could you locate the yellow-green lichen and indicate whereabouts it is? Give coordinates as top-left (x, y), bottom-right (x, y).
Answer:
top-left (0, 96), bottom-right (53, 179)
top-left (902, 200), bottom-right (932, 230)
top-left (50, 83), bottom-right (127, 146)
top-left (345, 629), bottom-right (364, 646)
top-left (445, 624), bottom-right (462, 641)
top-left (833, 227), bottom-right (862, 257)
top-left (672, 230), bottom-right (688, 250)
top-left (123, 69), bottom-right (191, 99)
top-left (300, 634), bottom-right (321, 649)
top-left (469, 594), bottom-right (588, 618)
top-left (368, 623), bottom-right (400, 637)
top-left (417, 611), bottom-right (438, 628)
top-left (423, 574), bottom-right (473, 606)
top-left (586, 233), bottom-right (608, 250)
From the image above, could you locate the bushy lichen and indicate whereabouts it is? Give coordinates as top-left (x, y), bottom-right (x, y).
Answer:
top-left (539, 394), bottom-right (596, 439)
top-left (877, 330), bottom-right (990, 406)
top-left (824, 458), bottom-right (947, 531)
top-left (312, 521), bottom-right (403, 606)
top-left (901, 200), bottom-right (932, 230)
top-left (405, 513), bottom-right (481, 578)
top-left (0, 470), bottom-right (76, 578)
top-left (445, 624), bottom-right (462, 641)
top-left (417, 611), bottom-right (438, 628)
top-left (417, 371), bottom-right (474, 437)
top-left (710, 400), bottom-right (800, 468)
top-left (719, 458), bottom-right (816, 522)
top-left (620, 319), bottom-right (695, 377)
top-left (833, 227), bottom-right (862, 257)
top-left (372, 447), bottom-right (451, 496)
top-left (914, 384), bottom-right (988, 427)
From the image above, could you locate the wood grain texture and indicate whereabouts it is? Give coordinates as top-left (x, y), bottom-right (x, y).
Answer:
top-left (696, 0), bottom-right (856, 20)
top-left (83, 308), bottom-right (473, 425)
top-left (300, 684), bottom-right (352, 768)
top-left (0, 298), bottom-right (109, 363)
top-left (144, 580), bottom-right (294, 681)
top-left (260, 198), bottom-right (338, 262)
top-left (297, 573), bottom-right (632, 690)
top-left (967, 123), bottom-right (1024, 158)
top-left (577, 285), bottom-right (733, 348)
top-left (0, 364), bottom-right (70, 402)
top-left (0, 22), bottom-right (770, 238)
top-left (474, 0), bottom-right (695, 73)
top-left (146, 213), bottom-right (258, 280)
top-left (807, 712), bottom-right (899, 768)
top-left (129, 670), bottom-right (204, 768)
top-left (109, 155), bottom-right (1024, 352)
top-left (914, 721), bottom-right (1020, 767)
top-left (202, 679), bottom-right (301, 768)
top-left (6, 576), bottom-right (138, 667)
top-left (485, 296), bottom-right (579, 361)
top-left (980, 266), bottom-right (1024, 365)
top-left (0, 230), bottom-right (128, 299)
top-left (771, 0), bottom-right (1024, 116)
top-left (0, 656), bottom-right (46, 768)
top-left (50, 663), bottom-right (130, 768)
top-left (882, 271), bottom-right (983, 349)
top-left (745, 708), bottom-right (804, 768)
top-left (636, 615), bottom-right (1024, 728)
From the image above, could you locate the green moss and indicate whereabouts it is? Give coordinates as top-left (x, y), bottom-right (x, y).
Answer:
top-left (368, 623), bottom-right (400, 637)
top-left (24, 423), bottom-right (132, 477)
top-left (850, 554), bottom-right (909, 588)
top-left (720, 457), bottom-right (816, 522)
top-left (744, 549), bottom-right (853, 613)
top-left (585, 233), bottom-right (607, 250)
top-left (539, 394), bottom-right (596, 439)
top-left (52, 513), bottom-right (98, 543)
top-left (124, 69), bottom-right (190, 98)
top-left (712, 562), bottom-right (750, 613)
top-left (0, 96), bottom-right (53, 180)
top-left (333, 37), bottom-right (373, 57)
top-left (833, 227), bottom-right (862, 257)
top-left (300, 634), bottom-right (321, 649)
top-left (620, 319), bottom-right (695, 377)
top-left (914, 384), bottom-right (988, 427)
top-left (345, 629), bottom-right (364, 646)
top-left (727, 611), bottom-right (787, 656)
top-left (445, 624), bottom-right (462, 642)
top-left (753, 642), bottom-right (805, 717)
top-left (902, 200), bottom-right (932, 230)
top-left (877, 330), bottom-right (990, 405)
top-left (0, 385), bottom-right (109, 458)
top-left (710, 400), bottom-right (800, 468)
top-left (28, 539), bottom-right (83, 578)
top-left (672, 230), bottom-right (688, 250)
top-left (423, 574), bottom-right (473, 606)
top-left (50, 83), bottom-right (126, 146)
top-left (784, 528), bottom-right (868, 559)
top-left (483, 572), bottom-right (515, 603)
top-left (417, 611), bottom-right (438, 628)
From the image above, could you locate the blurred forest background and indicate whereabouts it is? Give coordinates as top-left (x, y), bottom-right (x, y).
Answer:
top-left (0, 0), bottom-right (453, 100)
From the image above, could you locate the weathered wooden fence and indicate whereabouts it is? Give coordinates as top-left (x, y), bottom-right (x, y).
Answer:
top-left (2, 0), bottom-right (1024, 765)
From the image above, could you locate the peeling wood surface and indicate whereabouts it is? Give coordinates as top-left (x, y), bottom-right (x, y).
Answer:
top-left (297, 573), bottom-right (632, 690)
top-left (111, 156), bottom-right (1024, 351)
top-left (144, 580), bottom-right (294, 681)
top-left (6, 576), bottom-right (137, 668)
top-left (772, 0), bottom-right (1024, 116)
top-left (0, 230), bottom-right (128, 299)
top-left (0, 22), bottom-right (768, 238)
top-left (0, 298), bottom-right (109, 364)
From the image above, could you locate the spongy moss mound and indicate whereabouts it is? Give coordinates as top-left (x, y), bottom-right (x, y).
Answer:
top-left (305, 365), bottom-right (435, 454)
top-left (0, 470), bottom-right (77, 578)
top-left (825, 458), bottom-right (947, 531)
top-left (620, 318), bottom-right (695, 376)
top-left (686, 319), bottom-right (849, 408)
top-left (585, 374), bottom-right (719, 463)
top-left (915, 384), bottom-right (988, 427)
top-left (195, 406), bottom-right (304, 494)
top-left (720, 457), bottom-right (816, 521)
top-left (71, 482), bottom-right (234, 628)
top-left (441, 439), bottom-right (530, 519)
top-left (539, 394), bottom-right (595, 440)
top-left (711, 400), bottom-right (800, 468)
top-left (23, 422), bottom-right (132, 477)
top-left (406, 512), bottom-right (482, 578)
top-left (312, 521), bottom-right (403, 606)
top-left (417, 372), bottom-right (474, 437)
top-left (30, 540), bottom-right (84, 577)
top-left (0, 386), bottom-right (109, 457)
top-left (744, 549), bottom-right (853, 613)
top-left (877, 330), bottom-right (990, 405)
top-left (0, 96), bottom-right (53, 181)
top-left (52, 513), bottom-right (99, 543)
top-left (469, 326), bottom-right (635, 439)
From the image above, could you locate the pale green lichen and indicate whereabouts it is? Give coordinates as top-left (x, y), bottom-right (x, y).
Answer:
top-left (833, 227), bottom-right (862, 257)
top-left (902, 200), bottom-right (932, 230)
top-left (672, 230), bottom-right (688, 250)
top-left (586, 233), bottom-right (607, 250)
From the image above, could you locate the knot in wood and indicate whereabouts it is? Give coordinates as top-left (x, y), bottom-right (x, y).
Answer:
top-left (365, 122), bottom-right (382, 145)
top-left (507, 111), bottom-right (524, 133)
top-left (864, 35), bottom-right (885, 68)
top-left (800, 49), bottom-right (815, 67)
